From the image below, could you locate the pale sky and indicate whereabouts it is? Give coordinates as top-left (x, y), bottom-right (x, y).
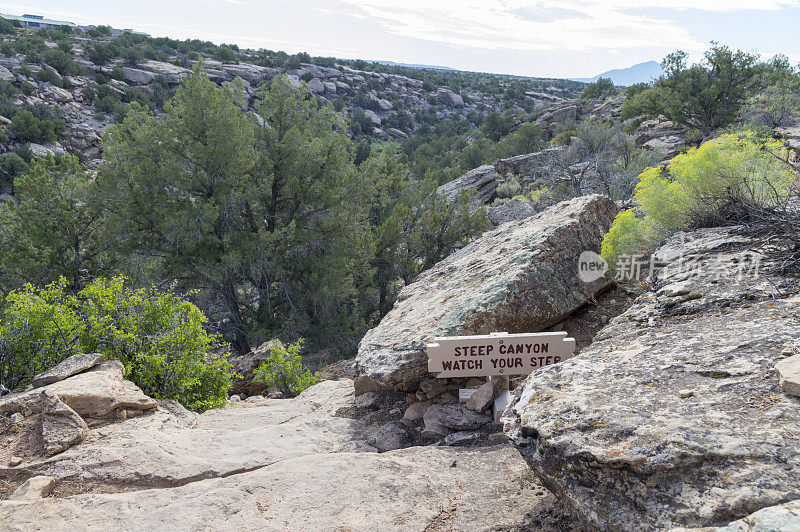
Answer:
top-left (1, 1), bottom-right (799, 78)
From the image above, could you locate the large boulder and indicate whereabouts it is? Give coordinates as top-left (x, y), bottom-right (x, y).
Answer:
top-left (356, 194), bottom-right (618, 389)
top-left (505, 227), bottom-right (800, 530)
top-left (137, 61), bottom-right (190, 84)
top-left (437, 164), bottom-right (500, 207)
top-left (0, 360), bottom-right (156, 419)
top-left (122, 66), bottom-right (155, 85)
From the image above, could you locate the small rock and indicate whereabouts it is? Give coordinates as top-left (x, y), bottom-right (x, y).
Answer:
top-left (372, 421), bottom-right (414, 452)
top-left (466, 378), bottom-right (505, 413)
top-left (10, 412), bottom-right (24, 424)
top-left (353, 375), bottom-right (386, 396)
top-left (9, 476), bottom-right (55, 500)
top-left (421, 404), bottom-right (450, 437)
top-left (444, 431), bottom-right (481, 446)
top-left (32, 354), bottom-right (106, 388)
top-left (679, 390), bottom-right (694, 399)
top-left (40, 391), bottom-right (88, 456)
top-left (783, 347), bottom-right (795, 356)
top-left (8, 456), bottom-right (22, 466)
top-left (776, 355), bottom-right (800, 397)
top-left (354, 391), bottom-right (381, 409)
top-left (403, 400), bottom-right (432, 421)
top-left (437, 403), bottom-right (492, 430)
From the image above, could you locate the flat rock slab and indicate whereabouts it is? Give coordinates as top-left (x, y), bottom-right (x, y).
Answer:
top-left (0, 445), bottom-right (548, 531)
top-left (31, 353), bottom-right (105, 389)
top-left (356, 194), bottom-right (617, 389)
top-left (505, 227), bottom-right (800, 531)
top-left (17, 380), bottom-right (373, 487)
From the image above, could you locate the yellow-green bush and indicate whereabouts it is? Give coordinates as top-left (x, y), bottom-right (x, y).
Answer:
top-left (602, 130), bottom-right (795, 272)
top-left (253, 339), bottom-right (321, 397)
top-left (0, 276), bottom-right (235, 412)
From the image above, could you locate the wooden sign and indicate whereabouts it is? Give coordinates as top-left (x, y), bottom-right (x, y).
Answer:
top-left (427, 331), bottom-right (575, 378)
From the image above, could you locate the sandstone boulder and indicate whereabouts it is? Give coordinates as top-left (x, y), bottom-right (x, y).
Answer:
top-left (31, 353), bottom-right (105, 388)
top-left (436, 163), bottom-right (499, 207)
top-left (9, 476), bottom-right (55, 501)
top-left (356, 194), bottom-right (617, 389)
top-left (0, 360), bottom-right (156, 419)
top-left (221, 63), bottom-right (272, 84)
top-left (40, 391), bottom-right (88, 456)
top-left (307, 77), bottom-right (325, 94)
top-left (0, 65), bottom-right (14, 82)
top-left (505, 227), bottom-right (800, 530)
top-left (487, 197), bottom-right (536, 225)
top-left (228, 339), bottom-right (281, 396)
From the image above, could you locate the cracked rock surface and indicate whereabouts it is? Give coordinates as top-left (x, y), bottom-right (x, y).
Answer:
top-left (504, 227), bottom-right (800, 531)
top-left (1, 377), bottom-right (561, 530)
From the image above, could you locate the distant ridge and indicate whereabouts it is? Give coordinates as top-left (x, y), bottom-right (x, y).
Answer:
top-left (372, 60), bottom-right (456, 71)
top-left (572, 60), bottom-right (664, 86)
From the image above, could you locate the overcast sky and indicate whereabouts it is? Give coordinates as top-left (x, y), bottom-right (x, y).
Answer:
top-left (1, 1), bottom-right (799, 78)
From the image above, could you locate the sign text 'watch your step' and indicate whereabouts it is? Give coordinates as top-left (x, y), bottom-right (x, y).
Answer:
top-left (427, 332), bottom-right (576, 378)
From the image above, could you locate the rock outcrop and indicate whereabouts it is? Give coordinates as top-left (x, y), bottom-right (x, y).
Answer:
top-left (356, 194), bottom-right (618, 389)
top-left (505, 227), bottom-right (800, 530)
top-left (0, 359), bottom-right (156, 419)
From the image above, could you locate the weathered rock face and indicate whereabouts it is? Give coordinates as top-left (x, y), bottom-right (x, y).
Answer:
top-left (505, 227), bottom-right (800, 531)
top-left (673, 498), bottom-right (800, 532)
top-left (40, 391), bottom-right (88, 456)
top-left (137, 60), bottom-right (190, 84)
top-left (437, 163), bottom-right (499, 207)
top-left (487, 197), bottom-right (536, 225)
top-left (356, 194), bottom-right (618, 389)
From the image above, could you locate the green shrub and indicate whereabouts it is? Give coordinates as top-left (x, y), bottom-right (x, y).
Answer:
top-left (111, 65), bottom-right (126, 81)
top-left (601, 130), bottom-right (796, 272)
top-left (0, 276), bottom-right (236, 412)
top-left (42, 48), bottom-right (81, 76)
top-left (253, 339), bottom-right (321, 397)
top-left (37, 66), bottom-right (63, 87)
top-left (581, 77), bottom-right (617, 100)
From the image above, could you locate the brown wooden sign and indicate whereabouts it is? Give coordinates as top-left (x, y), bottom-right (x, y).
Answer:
top-left (427, 331), bottom-right (576, 378)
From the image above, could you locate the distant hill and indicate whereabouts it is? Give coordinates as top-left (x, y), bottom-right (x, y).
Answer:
top-left (572, 60), bottom-right (664, 86)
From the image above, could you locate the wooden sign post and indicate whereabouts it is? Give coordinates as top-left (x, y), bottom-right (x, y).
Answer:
top-left (427, 331), bottom-right (575, 420)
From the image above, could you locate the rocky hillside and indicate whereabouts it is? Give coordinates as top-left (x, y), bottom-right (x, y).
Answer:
top-left (0, 22), bottom-right (583, 197)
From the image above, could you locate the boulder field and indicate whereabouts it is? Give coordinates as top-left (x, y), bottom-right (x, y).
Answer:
top-left (504, 227), bottom-right (800, 530)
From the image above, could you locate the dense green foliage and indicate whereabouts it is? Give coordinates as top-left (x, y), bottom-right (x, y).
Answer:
top-left (0, 276), bottom-right (235, 411)
top-left (252, 339), bottom-right (320, 397)
top-left (88, 67), bottom-right (485, 358)
top-left (601, 130), bottom-right (796, 270)
top-left (0, 156), bottom-right (111, 293)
